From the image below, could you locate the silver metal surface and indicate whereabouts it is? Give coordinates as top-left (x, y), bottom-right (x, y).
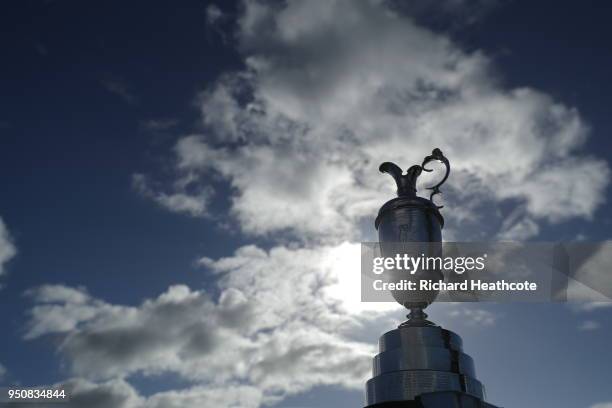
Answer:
top-left (373, 347), bottom-right (476, 378)
top-left (378, 326), bottom-right (463, 352)
top-left (365, 325), bottom-right (488, 407)
top-left (366, 370), bottom-right (484, 404)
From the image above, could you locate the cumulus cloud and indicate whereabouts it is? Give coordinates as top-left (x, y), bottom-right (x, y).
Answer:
top-left (0, 216), bottom-right (17, 278)
top-left (27, 284), bottom-right (235, 380)
top-left (24, 285), bottom-right (115, 339)
top-left (139, 0), bottom-right (608, 243)
top-left (25, 243), bottom-right (380, 404)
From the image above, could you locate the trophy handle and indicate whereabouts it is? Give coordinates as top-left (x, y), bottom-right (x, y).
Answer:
top-left (421, 148), bottom-right (450, 205)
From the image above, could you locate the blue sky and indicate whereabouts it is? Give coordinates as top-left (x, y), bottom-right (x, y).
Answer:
top-left (1, 1), bottom-right (612, 407)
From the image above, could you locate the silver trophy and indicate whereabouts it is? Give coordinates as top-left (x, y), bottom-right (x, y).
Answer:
top-left (375, 148), bottom-right (448, 326)
top-left (364, 149), bottom-right (501, 408)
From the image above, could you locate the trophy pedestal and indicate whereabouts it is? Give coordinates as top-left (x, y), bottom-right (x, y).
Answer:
top-left (365, 325), bottom-right (500, 408)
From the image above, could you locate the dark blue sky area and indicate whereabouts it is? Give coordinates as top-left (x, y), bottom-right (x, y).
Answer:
top-left (0, 0), bottom-right (611, 401)
top-left (1, 1), bottom-right (243, 298)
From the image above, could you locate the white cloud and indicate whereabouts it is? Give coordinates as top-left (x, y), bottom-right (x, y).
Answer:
top-left (590, 403), bottom-right (612, 408)
top-left (25, 244), bottom-right (382, 402)
top-left (28, 284), bottom-right (91, 304)
top-left (0, 216), bottom-right (17, 278)
top-left (24, 285), bottom-right (117, 339)
top-left (138, 0), bottom-right (608, 243)
top-left (132, 173), bottom-right (211, 217)
top-left (27, 284), bottom-right (230, 381)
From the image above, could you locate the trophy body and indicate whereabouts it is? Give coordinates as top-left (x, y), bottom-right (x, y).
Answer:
top-left (376, 196), bottom-right (443, 311)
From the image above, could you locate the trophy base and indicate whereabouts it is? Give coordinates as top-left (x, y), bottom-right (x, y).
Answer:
top-left (364, 325), bottom-right (501, 408)
top-left (365, 391), bottom-right (500, 407)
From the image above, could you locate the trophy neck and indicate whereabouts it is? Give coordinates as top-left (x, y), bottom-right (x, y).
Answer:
top-left (400, 306), bottom-right (437, 328)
